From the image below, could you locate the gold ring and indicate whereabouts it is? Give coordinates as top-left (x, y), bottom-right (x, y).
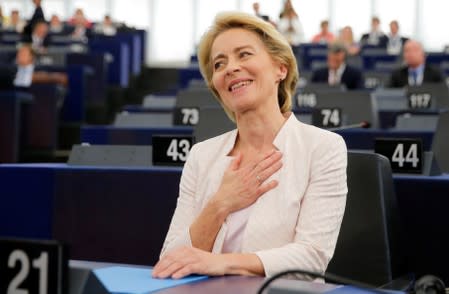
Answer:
top-left (256, 175), bottom-right (262, 183)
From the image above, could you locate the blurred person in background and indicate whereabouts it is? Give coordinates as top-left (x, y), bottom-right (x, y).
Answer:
top-left (311, 42), bottom-right (364, 89)
top-left (3, 10), bottom-right (26, 33)
top-left (0, 6), bottom-right (5, 28)
top-left (386, 20), bottom-right (408, 55)
top-left (0, 45), bottom-right (67, 90)
top-left (277, 0), bottom-right (304, 46)
top-left (22, 20), bottom-right (50, 54)
top-left (49, 14), bottom-right (64, 33)
top-left (360, 16), bottom-right (388, 48)
top-left (94, 15), bottom-right (117, 36)
top-left (337, 26), bottom-right (360, 56)
top-left (23, 0), bottom-right (45, 38)
top-left (69, 8), bottom-right (91, 41)
top-left (389, 40), bottom-right (443, 87)
top-left (311, 20), bottom-right (335, 44)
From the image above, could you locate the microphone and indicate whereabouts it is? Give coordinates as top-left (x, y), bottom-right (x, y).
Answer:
top-left (327, 121), bottom-right (371, 132)
top-left (257, 269), bottom-right (386, 294)
top-left (258, 269), bottom-right (446, 294)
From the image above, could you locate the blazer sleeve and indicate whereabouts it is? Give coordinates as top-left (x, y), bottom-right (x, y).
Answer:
top-left (159, 143), bottom-right (201, 257)
top-left (255, 134), bottom-right (348, 277)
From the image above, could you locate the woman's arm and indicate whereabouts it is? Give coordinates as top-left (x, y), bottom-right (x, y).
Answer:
top-left (255, 135), bottom-right (347, 278)
top-left (153, 247), bottom-right (265, 278)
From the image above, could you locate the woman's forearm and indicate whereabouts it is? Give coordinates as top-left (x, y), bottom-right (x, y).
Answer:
top-left (223, 253), bottom-right (265, 276)
top-left (189, 197), bottom-right (230, 251)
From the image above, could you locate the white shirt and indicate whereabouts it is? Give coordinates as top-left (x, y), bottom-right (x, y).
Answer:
top-left (328, 64), bottom-right (346, 85)
top-left (161, 113), bottom-right (347, 277)
top-left (277, 17), bottom-right (305, 46)
top-left (13, 64), bottom-right (34, 87)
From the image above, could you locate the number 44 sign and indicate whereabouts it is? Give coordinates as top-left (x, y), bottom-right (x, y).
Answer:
top-left (374, 138), bottom-right (423, 173)
top-left (0, 238), bottom-right (67, 294)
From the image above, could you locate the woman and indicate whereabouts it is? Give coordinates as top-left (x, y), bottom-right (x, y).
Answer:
top-left (337, 26), bottom-right (361, 56)
top-left (153, 12), bottom-right (347, 279)
top-left (277, 0), bottom-right (304, 46)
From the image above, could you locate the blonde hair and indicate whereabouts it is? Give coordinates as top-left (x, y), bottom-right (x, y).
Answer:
top-left (197, 11), bottom-right (298, 121)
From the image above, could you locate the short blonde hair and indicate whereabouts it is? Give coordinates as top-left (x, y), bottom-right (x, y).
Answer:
top-left (197, 12), bottom-right (298, 121)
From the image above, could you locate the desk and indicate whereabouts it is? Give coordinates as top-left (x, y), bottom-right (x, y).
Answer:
top-left (335, 128), bottom-right (434, 151)
top-left (0, 91), bottom-right (33, 163)
top-left (0, 164), bottom-right (448, 284)
top-left (0, 163), bottom-right (181, 266)
top-left (178, 66), bottom-right (203, 89)
top-left (394, 174), bottom-right (449, 283)
top-left (79, 125), bottom-right (434, 152)
top-left (80, 125), bottom-right (193, 145)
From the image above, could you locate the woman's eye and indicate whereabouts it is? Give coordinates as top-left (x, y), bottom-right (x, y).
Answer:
top-left (240, 51), bottom-right (251, 58)
top-left (214, 61), bottom-right (223, 70)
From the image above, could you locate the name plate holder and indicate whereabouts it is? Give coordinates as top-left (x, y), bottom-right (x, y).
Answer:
top-left (152, 135), bottom-right (195, 166)
top-left (407, 92), bottom-right (433, 110)
top-left (296, 92), bottom-right (317, 108)
top-left (173, 107), bottom-right (200, 126)
top-left (312, 107), bottom-right (342, 128)
top-left (374, 138), bottom-right (440, 175)
top-left (0, 238), bottom-right (68, 294)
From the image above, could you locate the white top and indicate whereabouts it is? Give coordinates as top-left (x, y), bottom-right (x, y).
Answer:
top-left (277, 17), bottom-right (305, 46)
top-left (221, 201), bottom-right (254, 253)
top-left (13, 65), bottom-right (34, 87)
top-left (328, 64), bottom-right (346, 85)
top-left (160, 113), bottom-right (347, 277)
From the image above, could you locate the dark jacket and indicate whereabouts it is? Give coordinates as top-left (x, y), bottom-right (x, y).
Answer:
top-left (360, 33), bottom-right (389, 48)
top-left (311, 65), bottom-right (364, 90)
top-left (23, 5), bottom-right (45, 37)
top-left (389, 64), bottom-right (443, 88)
top-left (0, 65), bottom-right (17, 90)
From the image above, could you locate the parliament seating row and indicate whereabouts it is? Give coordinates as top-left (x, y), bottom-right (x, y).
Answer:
top-left (1, 157), bottom-right (448, 285)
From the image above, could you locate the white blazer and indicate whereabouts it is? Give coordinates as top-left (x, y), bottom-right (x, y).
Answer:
top-left (161, 114), bottom-right (347, 277)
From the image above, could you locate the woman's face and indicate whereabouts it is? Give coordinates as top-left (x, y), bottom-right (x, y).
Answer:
top-left (210, 28), bottom-right (286, 116)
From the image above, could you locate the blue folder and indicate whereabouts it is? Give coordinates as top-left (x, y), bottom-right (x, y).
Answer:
top-left (93, 266), bottom-right (208, 294)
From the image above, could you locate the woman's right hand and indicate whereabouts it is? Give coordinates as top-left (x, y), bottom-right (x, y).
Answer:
top-left (212, 150), bottom-right (283, 214)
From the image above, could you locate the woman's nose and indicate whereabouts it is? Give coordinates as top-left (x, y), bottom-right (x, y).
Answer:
top-left (225, 58), bottom-right (241, 75)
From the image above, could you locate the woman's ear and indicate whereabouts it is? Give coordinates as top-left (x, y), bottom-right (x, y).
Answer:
top-left (278, 64), bottom-right (288, 81)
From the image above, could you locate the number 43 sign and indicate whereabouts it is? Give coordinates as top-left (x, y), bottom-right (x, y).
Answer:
top-left (152, 135), bottom-right (194, 166)
top-left (0, 238), bottom-right (67, 294)
top-left (375, 138), bottom-right (423, 173)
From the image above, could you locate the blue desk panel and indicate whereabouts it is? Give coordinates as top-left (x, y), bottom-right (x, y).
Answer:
top-left (79, 125), bottom-right (433, 151)
top-left (1, 164), bottom-right (447, 283)
top-left (335, 129), bottom-right (434, 151)
top-left (178, 66), bottom-right (203, 89)
top-left (0, 163), bottom-right (182, 266)
top-left (80, 125), bottom-right (193, 145)
top-left (89, 38), bottom-right (130, 87)
top-left (0, 91), bottom-right (33, 163)
top-left (394, 174), bottom-right (449, 284)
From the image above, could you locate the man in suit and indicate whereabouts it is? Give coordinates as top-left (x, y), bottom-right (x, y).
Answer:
top-left (387, 20), bottom-right (408, 55)
top-left (360, 16), bottom-right (388, 48)
top-left (22, 20), bottom-right (50, 54)
top-left (311, 42), bottom-right (364, 89)
top-left (23, 0), bottom-right (45, 38)
top-left (389, 40), bottom-right (443, 88)
top-left (0, 45), bottom-right (67, 90)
